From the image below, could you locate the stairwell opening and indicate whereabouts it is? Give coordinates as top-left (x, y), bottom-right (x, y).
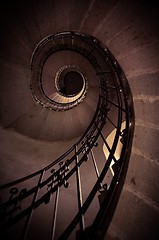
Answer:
top-left (55, 66), bottom-right (86, 97)
top-left (58, 70), bottom-right (84, 96)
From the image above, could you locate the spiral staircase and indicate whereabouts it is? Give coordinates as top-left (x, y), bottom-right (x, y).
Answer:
top-left (0, 1), bottom-right (159, 240)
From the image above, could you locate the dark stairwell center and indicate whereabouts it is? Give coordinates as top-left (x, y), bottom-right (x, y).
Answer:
top-left (59, 71), bottom-right (84, 96)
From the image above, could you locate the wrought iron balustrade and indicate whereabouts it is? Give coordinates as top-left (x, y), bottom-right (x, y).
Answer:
top-left (0, 31), bottom-right (134, 240)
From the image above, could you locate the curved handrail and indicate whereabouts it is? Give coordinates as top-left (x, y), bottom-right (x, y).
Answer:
top-left (0, 31), bottom-right (134, 240)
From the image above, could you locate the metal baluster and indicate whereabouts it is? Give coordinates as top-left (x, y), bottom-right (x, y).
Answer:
top-left (52, 37), bottom-right (55, 46)
top-left (75, 145), bottom-right (85, 232)
top-left (50, 185), bottom-right (59, 240)
top-left (90, 149), bottom-right (102, 190)
top-left (71, 35), bottom-right (74, 47)
top-left (62, 36), bottom-right (64, 45)
top-left (64, 161), bottom-right (70, 188)
top-left (50, 163), bottom-right (62, 240)
top-left (22, 169), bottom-right (45, 240)
top-left (102, 96), bottom-right (126, 112)
top-left (95, 124), bottom-right (117, 164)
top-left (7, 187), bottom-right (19, 221)
top-left (106, 116), bottom-right (118, 129)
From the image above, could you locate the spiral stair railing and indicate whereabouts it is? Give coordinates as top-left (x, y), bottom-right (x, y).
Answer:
top-left (30, 32), bottom-right (90, 111)
top-left (0, 32), bottom-right (134, 240)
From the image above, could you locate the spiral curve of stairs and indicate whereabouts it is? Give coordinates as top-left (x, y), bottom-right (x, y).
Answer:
top-left (0, 1), bottom-right (159, 240)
